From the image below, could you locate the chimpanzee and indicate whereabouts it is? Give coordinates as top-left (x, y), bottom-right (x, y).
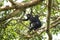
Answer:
top-left (22, 14), bottom-right (42, 32)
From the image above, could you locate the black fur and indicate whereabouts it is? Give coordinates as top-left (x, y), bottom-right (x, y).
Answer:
top-left (22, 14), bottom-right (42, 32)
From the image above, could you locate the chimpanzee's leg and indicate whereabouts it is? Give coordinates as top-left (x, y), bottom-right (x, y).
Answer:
top-left (28, 22), bottom-right (41, 32)
top-left (28, 23), bottom-right (35, 32)
top-left (34, 26), bottom-right (40, 31)
top-left (33, 22), bottom-right (41, 31)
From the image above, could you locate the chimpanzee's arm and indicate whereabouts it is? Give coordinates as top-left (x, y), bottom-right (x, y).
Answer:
top-left (21, 18), bottom-right (29, 21)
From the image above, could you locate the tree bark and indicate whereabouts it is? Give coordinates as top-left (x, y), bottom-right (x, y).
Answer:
top-left (46, 0), bottom-right (52, 40)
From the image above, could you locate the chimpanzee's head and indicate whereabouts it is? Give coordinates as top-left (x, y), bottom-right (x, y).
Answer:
top-left (26, 14), bottom-right (31, 18)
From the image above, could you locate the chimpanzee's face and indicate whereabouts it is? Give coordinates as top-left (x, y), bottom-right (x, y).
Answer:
top-left (27, 14), bottom-right (31, 18)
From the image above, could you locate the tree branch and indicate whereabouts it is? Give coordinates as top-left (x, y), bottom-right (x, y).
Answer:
top-left (0, 0), bottom-right (44, 23)
top-left (0, 0), bottom-right (44, 11)
top-left (0, 10), bottom-right (20, 23)
top-left (51, 17), bottom-right (60, 25)
top-left (9, 0), bottom-right (16, 5)
top-left (0, 6), bottom-right (15, 11)
top-left (46, 0), bottom-right (52, 40)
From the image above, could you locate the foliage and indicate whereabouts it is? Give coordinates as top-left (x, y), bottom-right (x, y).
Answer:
top-left (0, 0), bottom-right (60, 40)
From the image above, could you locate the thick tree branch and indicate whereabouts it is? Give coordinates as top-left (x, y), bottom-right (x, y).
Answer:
top-left (0, 6), bottom-right (15, 11)
top-left (46, 0), bottom-right (52, 40)
top-left (0, 0), bottom-right (44, 23)
top-left (0, 0), bottom-right (44, 11)
top-left (9, 0), bottom-right (16, 5)
top-left (0, 10), bottom-right (20, 23)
